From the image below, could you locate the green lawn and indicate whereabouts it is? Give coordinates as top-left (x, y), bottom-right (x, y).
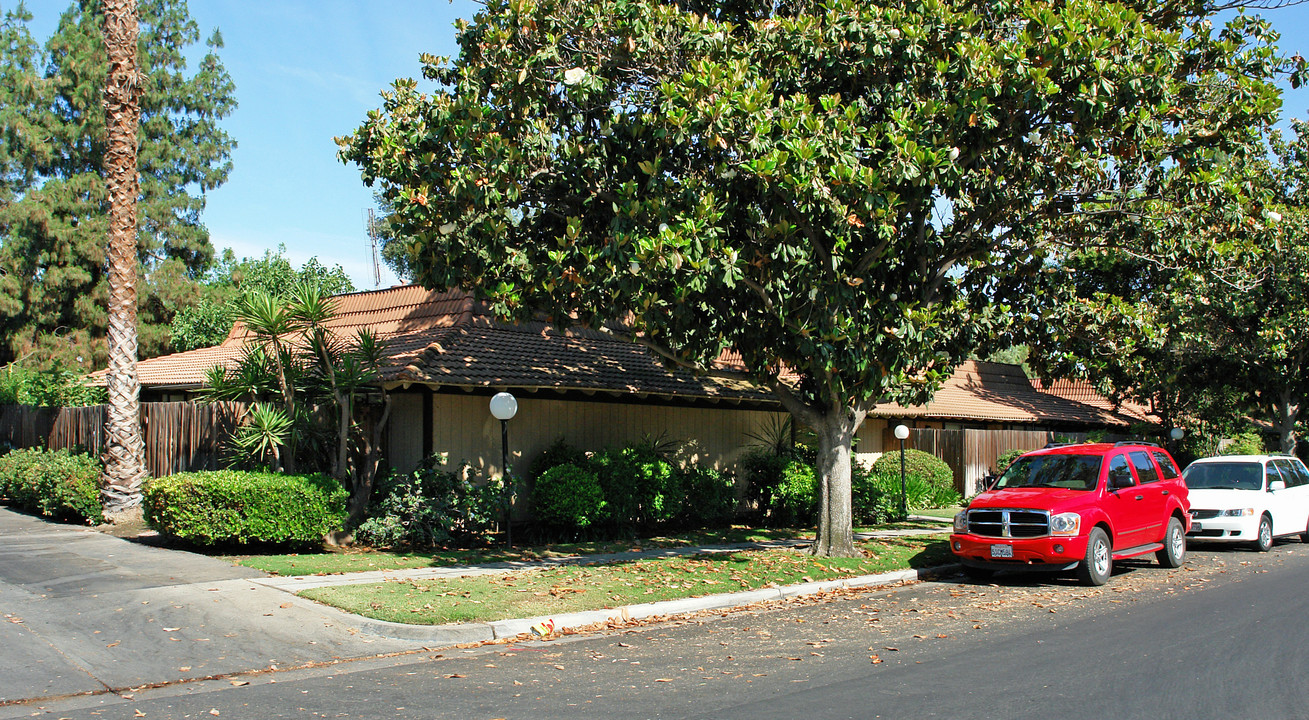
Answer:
top-left (230, 526), bottom-right (809, 576)
top-left (299, 536), bottom-right (952, 625)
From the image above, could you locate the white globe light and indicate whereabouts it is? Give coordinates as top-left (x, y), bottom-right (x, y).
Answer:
top-left (894, 424), bottom-right (910, 440)
top-left (1170, 427), bottom-right (1185, 441)
top-left (490, 392), bottom-right (518, 421)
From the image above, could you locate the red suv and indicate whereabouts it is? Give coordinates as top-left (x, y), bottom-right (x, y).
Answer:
top-left (951, 442), bottom-right (1190, 586)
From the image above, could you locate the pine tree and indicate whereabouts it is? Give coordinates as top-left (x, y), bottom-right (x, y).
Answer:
top-left (0, 0), bottom-right (235, 371)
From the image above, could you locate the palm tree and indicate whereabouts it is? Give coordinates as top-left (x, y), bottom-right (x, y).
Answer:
top-left (100, 0), bottom-right (147, 516)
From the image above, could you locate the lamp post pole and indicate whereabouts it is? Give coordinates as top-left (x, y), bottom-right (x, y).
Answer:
top-left (894, 424), bottom-right (910, 521)
top-left (489, 392), bottom-right (518, 547)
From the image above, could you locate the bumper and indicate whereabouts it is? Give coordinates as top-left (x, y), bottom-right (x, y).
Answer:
top-left (1187, 515), bottom-right (1259, 542)
top-left (950, 533), bottom-right (1086, 572)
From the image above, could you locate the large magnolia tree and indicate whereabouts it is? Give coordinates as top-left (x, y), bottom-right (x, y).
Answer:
top-left (343, 0), bottom-right (1283, 555)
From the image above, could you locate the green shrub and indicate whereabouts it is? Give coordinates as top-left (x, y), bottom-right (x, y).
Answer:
top-left (1221, 431), bottom-right (1266, 456)
top-left (355, 457), bottom-right (502, 548)
top-left (678, 466), bottom-right (736, 526)
top-left (871, 449), bottom-right (955, 493)
top-left (994, 449), bottom-right (1028, 475)
top-left (0, 448), bottom-right (103, 524)
top-left (770, 458), bottom-right (817, 526)
top-left (589, 446), bottom-right (681, 528)
top-left (533, 464), bottom-right (604, 529)
top-left (528, 438), bottom-right (587, 481)
top-left (870, 472), bottom-right (963, 519)
top-left (740, 449), bottom-right (789, 517)
top-left (143, 470), bottom-right (346, 546)
top-left (851, 458), bottom-right (885, 525)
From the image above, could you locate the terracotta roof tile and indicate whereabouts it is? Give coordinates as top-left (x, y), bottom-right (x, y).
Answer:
top-left (116, 286), bottom-right (1145, 427)
top-left (871, 360), bottom-right (1137, 427)
top-left (1031, 377), bottom-right (1157, 423)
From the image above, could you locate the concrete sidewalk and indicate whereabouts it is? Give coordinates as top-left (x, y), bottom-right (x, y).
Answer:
top-left (0, 509), bottom-right (423, 705)
top-left (0, 506), bottom-right (953, 707)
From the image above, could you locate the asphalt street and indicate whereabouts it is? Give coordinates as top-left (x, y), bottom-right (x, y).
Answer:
top-left (4, 511), bottom-right (1305, 720)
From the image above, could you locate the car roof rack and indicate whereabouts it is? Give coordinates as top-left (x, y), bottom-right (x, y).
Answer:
top-left (1113, 440), bottom-right (1161, 448)
top-left (1043, 442), bottom-right (1073, 449)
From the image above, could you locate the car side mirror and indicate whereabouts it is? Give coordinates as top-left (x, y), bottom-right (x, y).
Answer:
top-left (1269, 480), bottom-right (1286, 492)
top-left (982, 474), bottom-right (998, 491)
top-left (1109, 473), bottom-right (1134, 491)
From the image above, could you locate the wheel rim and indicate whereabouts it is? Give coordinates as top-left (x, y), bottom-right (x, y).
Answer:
top-left (1170, 523), bottom-right (1184, 558)
top-left (1261, 519), bottom-right (1272, 547)
top-left (1093, 538), bottom-right (1110, 577)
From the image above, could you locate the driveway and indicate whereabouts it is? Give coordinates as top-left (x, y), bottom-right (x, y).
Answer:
top-left (0, 508), bottom-right (420, 705)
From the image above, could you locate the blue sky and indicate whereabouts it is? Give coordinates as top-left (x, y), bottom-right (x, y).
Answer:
top-left (17, 0), bottom-right (1309, 290)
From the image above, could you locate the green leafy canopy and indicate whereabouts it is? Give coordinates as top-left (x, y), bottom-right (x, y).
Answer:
top-left (341, 0), bottom-right (1288, 553)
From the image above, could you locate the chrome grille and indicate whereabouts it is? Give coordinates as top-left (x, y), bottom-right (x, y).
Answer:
top-left (1191, 509), bottom-right (1219, 520)
top-left (966, 509), bottom-right (1050, 538)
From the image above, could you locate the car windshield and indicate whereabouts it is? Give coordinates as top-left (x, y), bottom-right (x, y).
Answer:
top-left (994, 454), bottom-right (1102, 491)
top-left (1183, 462), bottom-right (1262, 490)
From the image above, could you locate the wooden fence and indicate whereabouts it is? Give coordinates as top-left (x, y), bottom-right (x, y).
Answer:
top-left (886, 427), bottom-right (1122, 496)
top-left (0, 402), bottom-right (248, 478)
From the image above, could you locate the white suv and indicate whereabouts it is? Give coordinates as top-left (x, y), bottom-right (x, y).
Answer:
top-left (1183, 454), bottom-right (1309, 551)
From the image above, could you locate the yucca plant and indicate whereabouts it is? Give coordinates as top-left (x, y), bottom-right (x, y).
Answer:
top-left (231, 402), bottom-right (293, 471)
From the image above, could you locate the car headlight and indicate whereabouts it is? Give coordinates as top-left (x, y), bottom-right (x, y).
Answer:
top-left (953, 511), bottom-right (968, 533)
top-left (1220, 508), bottom-right (1254, 517)
top-left (1050, 511), bottom-right (1081, 536)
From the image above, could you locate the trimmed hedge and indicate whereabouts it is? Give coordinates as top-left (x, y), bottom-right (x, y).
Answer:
top-left (871, 449), bottom-right (955, 491)
top-left (0, 448), bottom-right (103, 524)
top-left (143, 470), bottom-right (346, 546)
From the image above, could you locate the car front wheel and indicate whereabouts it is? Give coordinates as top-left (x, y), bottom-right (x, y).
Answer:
top-left (1255, 515), bottom-right (1273, 552)
top-left (1077, 527), bottom-right (1112, 586)
top-left (1156, 516), bottom-right (1186, 568)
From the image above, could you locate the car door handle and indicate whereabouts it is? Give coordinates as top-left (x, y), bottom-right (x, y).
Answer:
top-left (1135, 495), bottom-right (1143, 501)
top-left (1162, 490), bottom-right (1170, 496)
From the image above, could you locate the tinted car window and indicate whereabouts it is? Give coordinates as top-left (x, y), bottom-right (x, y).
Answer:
top-left (1272, 459), bottom-right (1302, 488)
top-left (1129, 451), bottom-right (1160, 484)
top-left (995, 454), bottom-right (1103, 491)
top-left (1292, 460), bottom-right (1309, 487)
top-left (1107, 455), bottom-right (1135, 488)
top-left (1183, 462), bottom-right (1262, 490)
top-left (1151, 451), bottom-right (1181, 480)
top-left (1265, 462), bottom-right (1284, 489)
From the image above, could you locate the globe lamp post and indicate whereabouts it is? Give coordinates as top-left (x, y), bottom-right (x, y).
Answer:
top-left (490, 392), bottom-right (518, 546)
top-left (894, 424), bottom-right (910, 521)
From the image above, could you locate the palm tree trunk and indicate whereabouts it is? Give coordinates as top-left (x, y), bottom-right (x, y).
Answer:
top-left (101, 0), bottom-right (147, 516)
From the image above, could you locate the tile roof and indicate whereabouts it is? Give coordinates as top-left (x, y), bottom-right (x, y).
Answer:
top-left (1030, 377), bottom-right (1157, 424)
top-left (113, 286), bottom-right (1143, 427)
top-left (870, 360), bottom-right (1139, 427)
top-left (114, 285), bottom-right (769, 403)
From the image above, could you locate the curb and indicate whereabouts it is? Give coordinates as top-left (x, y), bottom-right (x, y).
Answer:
top-left (345, 563), bottom-right (960, 644)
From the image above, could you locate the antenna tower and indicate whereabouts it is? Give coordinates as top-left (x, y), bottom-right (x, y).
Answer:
top-left (365, 208), bottom-right (383, 287)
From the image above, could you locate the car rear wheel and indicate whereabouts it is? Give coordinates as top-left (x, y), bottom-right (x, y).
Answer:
top-left (1302, 516), bottom-right (1309, 544)
top-left (1255, 515), bottom-right (1273, 552)
top-left (1156, 516), bottom-right (1186, 568)
top-left (1077, 528), bottom-right (1112, 586)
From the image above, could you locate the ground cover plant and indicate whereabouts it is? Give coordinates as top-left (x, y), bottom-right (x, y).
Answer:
top-left (298, 536), bottom-right (952, 625)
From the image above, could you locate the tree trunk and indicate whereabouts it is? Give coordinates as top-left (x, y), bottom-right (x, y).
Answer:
top-left (809, 409), bottom-right (862, 558)
top-left (100, 0), bottom-right (147, 517)
top-left (1274, 389), bottom-right (1301, 455)
top-left (327, 393), bottom-right (391, 546)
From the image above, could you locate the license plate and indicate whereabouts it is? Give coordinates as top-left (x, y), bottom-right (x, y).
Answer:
top-left (990, 544), bottom-right (1013, 559)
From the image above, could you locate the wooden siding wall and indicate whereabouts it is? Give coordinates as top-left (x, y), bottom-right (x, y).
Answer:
top-left (389, 393), bottom-right (791, 478)
top-left (0, 402), bottom-right (246, 478)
